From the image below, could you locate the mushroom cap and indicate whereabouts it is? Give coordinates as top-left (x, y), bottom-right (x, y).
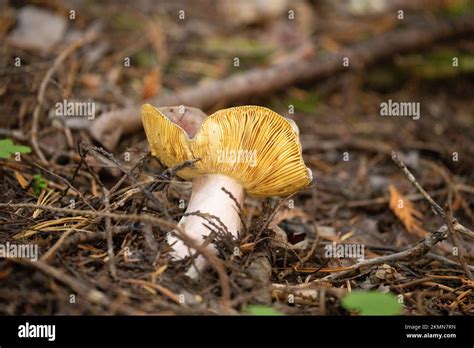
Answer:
top-left (142, 104), bottom-right (313, 197)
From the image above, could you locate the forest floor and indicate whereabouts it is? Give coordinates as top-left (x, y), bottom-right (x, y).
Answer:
top-left (0, 1), bottom-right (473, 315)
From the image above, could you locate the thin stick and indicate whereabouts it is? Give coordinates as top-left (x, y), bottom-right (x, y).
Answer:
top-left (310, 152), bottom-right (474, 283)
top-left (221, 187), bottom-right (248, 236)
top-left (0, 202), bottom-right (231, 304)
top-left (123, 278), bottom-right (181, 305)
top-left (103, 189), bottom-right (117, 278)
top-left (84, 144), bottom-right (170, 218)
top-left (365, 245), bottom-right (474, 271)
top-left (33, 161), bottom-right (96, 211)
top-left (391, 151), bottom-right (444, 216)
top-left (59, 226), bottom-right (130, 252)
top-left (0, 202), bottom-right (176, 229)
top-left (425, 253), bottom-right (474, 271)
top-left (392, 151), bottom-right (472, 279)
top-left (391, 151), bottom-right (474, 238)
top-left (446, 203), bottom-right (473, 279)
top-left (321, 226), bottom-right (448, 282)
top-left (40, 229), bottom-right (74, 262)
top-left (31, 24), bottom-right (100, 163)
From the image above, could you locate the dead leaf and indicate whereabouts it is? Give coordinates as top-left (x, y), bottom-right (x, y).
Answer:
top-left (14, 170), bottom-right (28, 189)
top-left (388, 184), bottom-right (428, 237)
top-left (142, 67), bottom-right (161, 100)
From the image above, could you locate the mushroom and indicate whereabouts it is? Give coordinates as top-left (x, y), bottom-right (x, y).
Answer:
top-left (142, 104), bottom-right (312, 277)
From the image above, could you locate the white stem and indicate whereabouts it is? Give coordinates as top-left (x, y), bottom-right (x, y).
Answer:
top-left (167, 174), bottom-right (245, 278)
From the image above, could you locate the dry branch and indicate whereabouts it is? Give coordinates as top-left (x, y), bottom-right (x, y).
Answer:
top-left (308, 151), bottom-right (474, 283)
top-left (103, 189), bottom-right (117, 278)
top-left (391, 152), bottom-right (445, 216)
top-left (391, 151), bottom-right (474, 238)
top-left (321, 226), bottom-right (448, 282)
top-left (446, 203), bottom-right (473, 279)
top-left (0, 202), bottom-right (232, 306)
top-left (58, 226), bottom-right (130, 252)
top-left (31, 23), bottom-right (101, 163)
top-left (85, 13), bottom-right (474, 149)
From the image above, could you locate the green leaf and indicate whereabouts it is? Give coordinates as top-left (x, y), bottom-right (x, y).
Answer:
top-left (0, 150), bottom-right (11, 159)
top-left (341, 291), bottom-right (402, 316)
top-left (245, 305), bottom-right (284, 316)
top-left (0, 139), bottom-right (14, 158)
top-left (33, 174), bottom-right (48, 196)
top-left (0, 139), bottom-right (14, 147)
top-left (0, 139), bottom-right (31, 159)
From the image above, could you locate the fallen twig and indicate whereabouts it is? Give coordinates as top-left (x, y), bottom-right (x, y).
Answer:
top-left (123, 278), bottom-right (181, 305)
top-left (83, 143), bottom-right (170, 218)
top-left (103, 189), bottom-right (117, 278)
top-left (366, 245), bottom-right (474, 272)
top-left (58, 226), bottom-right (130, 252)
top-left (308, 150), bottom-right (474, 283)
top-left (391, 151), bottom-right (474, 239)
top-left (446, 203), bottom-right (473, 279)
top-left (33, 161), bottom-right (96, 211)
top-left (426, 252), bottom-right (474, 272)
top-left (31, 23), bottom-right (100, 163)
top-left (84, 14), bottom-right (474, 149)
top-left (321, 225), bottom-right (448, 282)
top-left (391, 152), bottom-right (444, 216)
top-left (40, 229), bottom-right (74, 262)
top-left (0, 202), bottom-right (232, 306)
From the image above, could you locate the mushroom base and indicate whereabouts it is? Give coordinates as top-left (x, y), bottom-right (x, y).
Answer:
top-left (167, 174), bottom-right (245, 278)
